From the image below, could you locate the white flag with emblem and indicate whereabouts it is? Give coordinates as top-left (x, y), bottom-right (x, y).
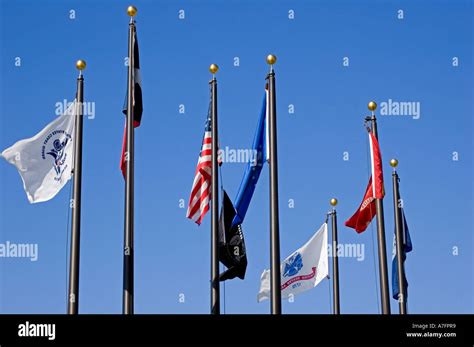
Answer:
top-left (1, 101), bottom-right (76, 203)
top-left (257, 222), bottom-right (329, 302)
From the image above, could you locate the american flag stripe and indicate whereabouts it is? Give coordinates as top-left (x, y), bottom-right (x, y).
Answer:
top-left (189, 196), bottom-right (210, 223)
top-left (188, 178), bottom-right (211, 223)
top-left (186, 110), bottom-right (214, 224)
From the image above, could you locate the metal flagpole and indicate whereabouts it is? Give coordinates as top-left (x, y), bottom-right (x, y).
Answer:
top-left (365, 101), bottom-right (391, 314)
top-left (390, 158), bottom-right (407, 314)
top-left (209, 64), bottom-right (220, 315)
top-left (329, 198), bottom-right (340, 314)
top-left (123, 5), bottom-right (137, 315)
top-left (67, 59), bottom-right (86, 314)
top-left (266, 54), bottom-right (282, 314)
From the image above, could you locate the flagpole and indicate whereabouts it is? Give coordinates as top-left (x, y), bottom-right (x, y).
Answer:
top-left (365, 101), bottom-right (391, 314)
top-left (329, 198), bottom-right (340, 314)
top-left (390, 158), bottom-right (407, 314)
top-left (67, 59), bottom-right (85, 314)
top-left (123, 5), bottom-right (137, 315)
top-left (209, 64), bottom-right (220, 315)
top-left (266, 54), bottom-right (282, 314)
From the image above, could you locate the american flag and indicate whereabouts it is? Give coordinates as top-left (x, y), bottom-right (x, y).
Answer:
top-left (186, 104), bottom-right (213, 225)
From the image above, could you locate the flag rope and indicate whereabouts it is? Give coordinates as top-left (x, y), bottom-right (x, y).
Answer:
top-left (218, 160), bottom-right (226, 314)
top-left (64, 181), bottom-right (73, 311)
top-left (327, 271), bottom-right (332, 313)
top-left (365, 131), bottom-right (381, 314)
top-left (325, 212), bottom-right (332, 313)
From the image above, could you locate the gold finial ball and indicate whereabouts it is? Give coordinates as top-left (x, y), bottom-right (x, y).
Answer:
top-left (266, 54), bottom-right (277, 65)
top-left (127, 5), bottom-right (137, 17)
top-left (390, 158), bottom-right (399, 168)
top-left (368, 101), bottom-right (377, 111)
top-left (209, 64), bottom-right (219, 74)
top-left (76, 60), bottom-right (86, 71)
top-left (330, 198), bottom-right (338, 207)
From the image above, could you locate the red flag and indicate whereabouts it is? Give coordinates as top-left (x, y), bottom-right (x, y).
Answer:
top-left (345, 176), bottom-right (377, 233)
top-left (369, 131), bottom-right (384, 199)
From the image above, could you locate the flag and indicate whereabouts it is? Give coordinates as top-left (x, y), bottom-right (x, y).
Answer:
top-left (345, 130), bottom-right (384, 232)
top-left (120, 27), bottom-right (143, 178)
top-left (369, 131), bottom-right (384, 199)
top-left (392, 208), bottom-right (413, 300)
top-left (257, 223), bottom-right (328, 302)
top-left (345, 177), bottom-right (377, 233)
top-left (232, 89), bottom-right (268, 226)
top-left (186, 103), bottom-right (213, 225)
top-left (1, 101), bottom-right (76, 203)
top-left (218, 190), bottom-right (248, 281)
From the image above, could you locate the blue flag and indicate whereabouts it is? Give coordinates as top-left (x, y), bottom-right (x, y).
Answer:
top-left (392, 208), bottom-right (413, 300)
top-left (232, 91), bottom-right (267, 227)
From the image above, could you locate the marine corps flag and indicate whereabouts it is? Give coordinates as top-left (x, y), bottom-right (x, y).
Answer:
top-left (218, 190), bottom-right (247, 281)
top-left (1, 101), bottom-right (76, 203)
top-left (345, 130), bottom-right (384, 232)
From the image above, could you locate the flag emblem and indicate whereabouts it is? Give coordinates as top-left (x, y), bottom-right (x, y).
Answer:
top-left (44, 133), bottom-right (72, 178)
top-left (283, 252), bottom-right (303, 277)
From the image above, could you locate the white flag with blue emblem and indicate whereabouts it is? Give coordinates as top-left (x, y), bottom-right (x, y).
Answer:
top-left (1, 101), bottom-right (76, 203)
top-left (257, 222), bottom-right (329, 302)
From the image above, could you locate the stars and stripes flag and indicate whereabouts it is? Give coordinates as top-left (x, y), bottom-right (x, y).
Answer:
top-left (186, 103), bottom-right (213, 225)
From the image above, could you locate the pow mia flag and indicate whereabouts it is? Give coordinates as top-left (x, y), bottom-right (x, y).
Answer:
top-left (218, 190), bottom-right (248, 281)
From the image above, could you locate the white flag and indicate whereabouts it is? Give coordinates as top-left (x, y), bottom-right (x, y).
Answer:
top-left (258, 222), bottom-right (329, 302)
top-left (1, 101), bottom-right (76, 203)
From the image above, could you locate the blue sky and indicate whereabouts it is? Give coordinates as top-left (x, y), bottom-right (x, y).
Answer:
top-left (0, 0), bottom-right (472, 314)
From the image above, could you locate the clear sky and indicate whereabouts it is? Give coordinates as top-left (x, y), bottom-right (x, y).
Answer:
top-left (0, 0), bottom-right (472, 314)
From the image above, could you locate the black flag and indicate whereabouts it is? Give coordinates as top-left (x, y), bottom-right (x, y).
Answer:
top-left (218, 190), bottom-right (248, 281)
